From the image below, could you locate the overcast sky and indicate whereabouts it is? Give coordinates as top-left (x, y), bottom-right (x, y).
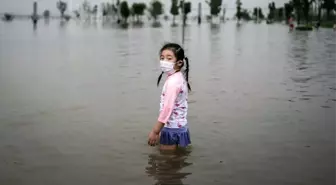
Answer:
top-left (1, 0), bottom-right (288, 16)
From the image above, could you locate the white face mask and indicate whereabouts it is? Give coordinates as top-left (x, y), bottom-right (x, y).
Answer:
top-left (160, 60), bottom-right (175, 73)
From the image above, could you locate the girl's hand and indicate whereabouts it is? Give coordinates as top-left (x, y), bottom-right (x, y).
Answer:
top-left (148, 130), bottom-right (159, 146)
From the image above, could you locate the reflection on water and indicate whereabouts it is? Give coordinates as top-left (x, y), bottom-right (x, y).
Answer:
top-left (146, 149), bottom-right (192, 185)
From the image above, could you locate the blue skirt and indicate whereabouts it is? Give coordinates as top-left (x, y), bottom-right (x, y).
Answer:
top-left (160, 126), bottom-right (191, 147)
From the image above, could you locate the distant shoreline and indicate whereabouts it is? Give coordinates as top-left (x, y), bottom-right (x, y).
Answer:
top-left (1, 13), bottom-right (63, 19)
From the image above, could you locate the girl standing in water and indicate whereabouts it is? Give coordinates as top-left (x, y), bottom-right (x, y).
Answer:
top-left (289, 16), bottom-right (294, 32)
top-left (148, 43), bottom-right (191, 150)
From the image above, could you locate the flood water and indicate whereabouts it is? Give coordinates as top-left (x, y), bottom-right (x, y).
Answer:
top-left (0, 20), bottom-right (335, 185)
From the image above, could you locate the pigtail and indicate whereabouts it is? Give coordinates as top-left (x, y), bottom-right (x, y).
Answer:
top-left (184, 57), bottom-right (191, 92)
top-left (157, 72), bottom-right (164, 87)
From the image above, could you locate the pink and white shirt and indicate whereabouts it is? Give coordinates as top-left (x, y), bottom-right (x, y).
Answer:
top-left (158, 71), bottom-right (188, 128)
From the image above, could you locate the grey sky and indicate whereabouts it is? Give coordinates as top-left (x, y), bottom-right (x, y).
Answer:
top-left (1, 0), bottom-right (288, 16)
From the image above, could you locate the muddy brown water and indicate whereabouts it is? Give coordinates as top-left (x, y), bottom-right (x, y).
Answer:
top-left (0, 20), bottom-right (335, 185)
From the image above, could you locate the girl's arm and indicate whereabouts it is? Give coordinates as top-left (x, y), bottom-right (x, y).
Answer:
top-left (152, 81), bottom-right (180, 133)
top-left (151, 121), bottom-right (165, 134)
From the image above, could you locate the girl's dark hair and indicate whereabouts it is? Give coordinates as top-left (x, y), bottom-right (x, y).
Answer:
top-left (157, 43), bottom-right (191, 92)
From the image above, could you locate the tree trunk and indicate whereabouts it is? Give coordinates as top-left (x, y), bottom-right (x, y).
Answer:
top-left (296, 10), bottom-right (301, 24)
top-left (317, 6), bottom-right (322, 21)
top-left (326, 9), bottom-right (331, 21)
top-left (173, 15), bottom-right (176, 24)
top-left (304, 10), bottom-right (309, 25)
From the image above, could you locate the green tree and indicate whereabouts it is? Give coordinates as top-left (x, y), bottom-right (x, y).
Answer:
top-left (292, 0), bottom-right (302, 24)
top-left (181, 1), bottom-right (191, 24)
top-left (183, 2), bottom-right (191, 15)
top-left (206, 0), bottom-right (222, 22)
top-left (268, 2), bottom-right (276, 20)
top-left (322, 0), bottom-right (336, 20)
top-left (316, 0), bottom-right (323, 21)
top-left (278, 7), bottom-right (284, 20)
top-left (241, 9), bottom-right (251, 20)
top-left (149, 0), bottom-right (163, 22)
top-left (57, 1), bottom-right (67, 18)
top-left (236, 0), bottom-right (242, 22)
top-left (302, 0), bottom-right (314, 24)
top-left (253, 7), bottom-right (258, 18)
top-left (132, 3), bottom-right (146, 22)
top-left (253, 7), bottom-right (265, 20)
top-left (284, 2), bottom-right (294, 22)
top-left (258, 8), bottom-right (265, 19)
top-left (120, 1), bottom-right (130, 23)
top-left (170, 0), bottom-right (179, 24)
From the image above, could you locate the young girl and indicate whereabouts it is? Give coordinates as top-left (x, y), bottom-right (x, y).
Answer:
top-left (148, 43), bottom-right (191, 150)
top-left (289, 16), bottom-right (294, 31)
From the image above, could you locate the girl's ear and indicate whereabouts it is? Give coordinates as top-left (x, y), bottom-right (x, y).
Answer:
top-left (177, 60), bottom-right (183, 67)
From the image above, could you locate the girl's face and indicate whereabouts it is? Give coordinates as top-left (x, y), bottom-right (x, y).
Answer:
top-left (160, 49), bottom-right (181, 70)
top-left (160, 49), bottom-right (176, 63)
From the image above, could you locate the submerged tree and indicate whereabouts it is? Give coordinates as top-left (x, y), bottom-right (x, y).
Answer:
top-left (284, 2), bottom-right (294, 22)
top-left (258, 8), bottom-right (265, 19)
top-left (253, 7), bottom-right (258, 18)
top-left (170, 0), bottom-right (179, 24)
top-left (277, 7), bottom-right (284, 21)
top-left (92, 5), bottom-right (98, 16)
top-left (181, 1), bottom-right (191, 24)
top-left (301, 0), bottom-right (314, 24)
top-left (267, 2), bottom-right (276, 20)
top-left (57, 0), bottom-right (67, 18)
top-left (132, 3), bottom-right (146, 23)
top-left (206, 0), bottom-right (222, 23)
top-left (253, 7), bottom-right (265, 20)
top-left (149, 0), bottom-right (163, 23)
top-left (322, 0), bottom-right (336, 20)
top-left (43, 10), bottom-right (50, 19)
top-left (120, 1), bottom-right (130, 23)
top-left (82, 0), bottom-right (91, 14)
top-left (236, 0), bottom-right (242, 22)
top-left (292, 0), bottom-right (302, 24)
top-left (241, 9), bottom-right (251, 20)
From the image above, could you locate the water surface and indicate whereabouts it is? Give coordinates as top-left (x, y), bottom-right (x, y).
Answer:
top-left (0, 20), bottom-right (335, 185)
